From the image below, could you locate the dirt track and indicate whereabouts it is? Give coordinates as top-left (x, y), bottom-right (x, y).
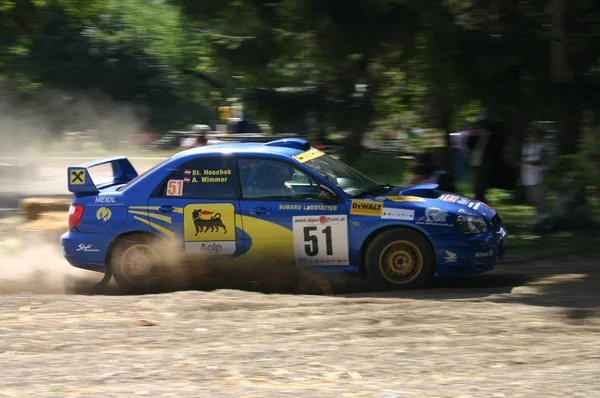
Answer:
top-left (0, 248), bottom-right (599, 397)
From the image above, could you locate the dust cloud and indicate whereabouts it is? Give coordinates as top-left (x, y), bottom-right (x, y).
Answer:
top-left (0, 235), bottom-right (101, 295)
top-left (0, 86), bottom-right (147, 293)
top-left (0, 86), bottom-right (146, 195)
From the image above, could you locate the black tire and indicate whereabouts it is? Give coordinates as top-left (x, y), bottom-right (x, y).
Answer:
top-left (364, 228), bottom-right (435, 290)
top-left (110, 233), bottom-right (173, 293)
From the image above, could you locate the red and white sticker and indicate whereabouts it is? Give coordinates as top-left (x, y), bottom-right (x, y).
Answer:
top-left (166, 180), bottom-right (183, 196)
top-left (441, 194), bottom-right (458, 203)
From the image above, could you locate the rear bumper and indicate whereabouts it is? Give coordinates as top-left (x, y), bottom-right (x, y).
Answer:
top-left (60, 230), bottom-right (109, 273)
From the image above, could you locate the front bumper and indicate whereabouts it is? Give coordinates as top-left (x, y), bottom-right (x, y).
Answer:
top-left (61, 230), bottom-right (110, 273)
top-left (433, 219), bottom-right (507, 277)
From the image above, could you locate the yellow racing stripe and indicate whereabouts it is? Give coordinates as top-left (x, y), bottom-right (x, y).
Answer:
top-left (129, 210), bottom-right (172, 224)
top-left (130, 206), bottom-right (160, 210)
top-left (235, 214), bottom-right (294, 262)
top-left (129, 205), bottom-right (183, 214)
top-left (133, 215), bottom-right (175, 237)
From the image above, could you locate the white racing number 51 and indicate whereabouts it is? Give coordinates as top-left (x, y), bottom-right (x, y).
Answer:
top-left (293, 215), bottom-right (349, 266)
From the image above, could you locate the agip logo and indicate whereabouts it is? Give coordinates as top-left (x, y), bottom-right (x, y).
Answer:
top-left (96, 207), bottom-right (112, 222)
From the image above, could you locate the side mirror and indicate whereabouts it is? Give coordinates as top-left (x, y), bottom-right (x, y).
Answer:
top-left (318, 185), bottom-right (342, 204)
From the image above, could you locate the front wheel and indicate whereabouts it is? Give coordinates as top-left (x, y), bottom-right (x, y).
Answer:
top-left (364, 228), bottom-right (435, 290)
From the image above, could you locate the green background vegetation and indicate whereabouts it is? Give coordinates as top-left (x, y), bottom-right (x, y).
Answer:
top-left (2, 0), bottom-right (600, 233)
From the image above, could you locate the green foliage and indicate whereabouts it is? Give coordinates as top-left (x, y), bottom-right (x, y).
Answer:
top-left (1, 0), bottom-right (221, 135)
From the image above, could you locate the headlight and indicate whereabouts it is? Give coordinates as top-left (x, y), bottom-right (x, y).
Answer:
top-left (457, 215), bottom-right (488, 235)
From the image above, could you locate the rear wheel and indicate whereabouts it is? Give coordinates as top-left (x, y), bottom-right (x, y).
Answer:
top-left (110, 234), bottom-right (170, 292)
top-left (364, 228), bottom-right (435, 290)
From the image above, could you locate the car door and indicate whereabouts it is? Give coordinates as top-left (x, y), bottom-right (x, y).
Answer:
top-left (236, 156), bottom-right (351, 267)
top-left (146, 155), bottom-right (245, 258)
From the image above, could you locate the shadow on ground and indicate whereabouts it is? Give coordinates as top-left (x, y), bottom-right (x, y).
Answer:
top-left (61, 254), bottom-right (600, 322)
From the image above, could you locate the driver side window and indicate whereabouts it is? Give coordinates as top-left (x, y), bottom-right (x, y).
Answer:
top-left (238, 158), bottom-right (320, 201)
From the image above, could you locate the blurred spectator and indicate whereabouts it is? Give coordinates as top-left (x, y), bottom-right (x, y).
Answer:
top-left (467, 110), bottom-right (515, 202)
top-left (450, 126), bottom-right (470, 181)
top-left (404, 153), bottom-right (457, 192)
top-left (193, 134), bottom-right (208, 147)
top-left (520, 124), bottom-right (551, 215)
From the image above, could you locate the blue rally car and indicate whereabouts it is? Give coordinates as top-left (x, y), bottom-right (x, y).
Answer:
top-left (61, 138), bottom-right (507, 291)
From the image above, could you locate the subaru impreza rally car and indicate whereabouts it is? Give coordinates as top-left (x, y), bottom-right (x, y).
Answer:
top-left (61, 138), bottom-right (507, 291)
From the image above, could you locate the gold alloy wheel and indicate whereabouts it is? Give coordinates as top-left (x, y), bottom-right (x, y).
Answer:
top-left (119, 243), bottom-right (159, 285)
top-left (378, 240), bottom-right (424, 284)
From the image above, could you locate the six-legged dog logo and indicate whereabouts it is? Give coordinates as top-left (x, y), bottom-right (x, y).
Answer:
top-left (191, 209), bottom-right (227, 235)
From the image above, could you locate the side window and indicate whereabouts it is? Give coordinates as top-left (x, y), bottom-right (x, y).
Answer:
top-left (158, 156), bottom-right (237, 199)
top-left (238, 158), bottom-right (320, 201)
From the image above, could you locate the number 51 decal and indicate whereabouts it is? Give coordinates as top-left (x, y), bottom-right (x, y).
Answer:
top-left (304, 226), bottom-right (333, 256)
top-left (167, 180), bottom-right (183, 196)
top-left (292, 215), bottom-right (350, 266)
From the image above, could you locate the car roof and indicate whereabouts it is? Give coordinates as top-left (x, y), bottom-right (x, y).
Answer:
top-left (172, 138), bottom-right (310, 161)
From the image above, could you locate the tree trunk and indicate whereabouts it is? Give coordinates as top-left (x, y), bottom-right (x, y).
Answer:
top-left (533, 0), bottom-right (590, 232)
top-left (425, 80), bottom-right (453, 173)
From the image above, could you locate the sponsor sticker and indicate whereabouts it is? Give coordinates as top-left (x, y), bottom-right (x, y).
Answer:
top-left (475, 249), bottom-right (493, 258)
top-left (381, 208), bottom-right (415, 221)
top-left (444, 250), bottom-right (457, 263)
top-left (96, 207), bottom-right (112, 221)
top-left (185, 241), bottom-right (236, 255)
top-left (87, 196), bottom-right (124, 207)
top-left (183, 203), bottom-right (236, 255)
top-left (76, 244), bottom-right (100, 252)
top-left (350, 200), bottom-right (383, 217)
top-left (292, 215), bottom-right (349, 265)
top-left (69, 169), bottom-right (86, 185)
top-left (95, 196), bottom-right (116, 203)
top-left (293, 148), bottom-right (326, 163)
top-left (415, 207), bottom-right (453, 227)
top-left (441, 194), bottom-right (458, 203)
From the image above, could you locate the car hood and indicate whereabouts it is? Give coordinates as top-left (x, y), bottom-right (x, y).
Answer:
top-left (375, 184), bottom-right (497, 220)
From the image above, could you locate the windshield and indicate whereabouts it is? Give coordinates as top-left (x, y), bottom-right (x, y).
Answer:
top-left (303, 153), bottom-right (388, 197)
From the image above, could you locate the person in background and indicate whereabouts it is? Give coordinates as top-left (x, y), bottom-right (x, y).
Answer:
top-left (520, 124), bottom-right (551, 215)
top-left (193, 134), bottom-right (208, 148)
top-left (404, 153), bottom-right (457, 192)
top-left (450, 126), bottom-right (470, 181)
top-left (467, 110), bottom-right (507, 202)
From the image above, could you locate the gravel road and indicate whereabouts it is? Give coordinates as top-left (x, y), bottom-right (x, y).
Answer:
top-left (0, 251), bottom-right (598, 397)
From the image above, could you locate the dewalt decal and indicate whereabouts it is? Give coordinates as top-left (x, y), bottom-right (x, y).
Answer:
top-left (183, 203), bottom-right (237, 255)
top-left (350, 200), bottom-right (383, 216)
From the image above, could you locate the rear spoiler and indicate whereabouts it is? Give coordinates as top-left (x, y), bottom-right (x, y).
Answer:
top-left (67, 156), bottom-right (138, 196)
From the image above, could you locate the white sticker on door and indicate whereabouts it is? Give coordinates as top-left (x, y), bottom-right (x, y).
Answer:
top-left (292, 215), bottom-right (349, 266)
